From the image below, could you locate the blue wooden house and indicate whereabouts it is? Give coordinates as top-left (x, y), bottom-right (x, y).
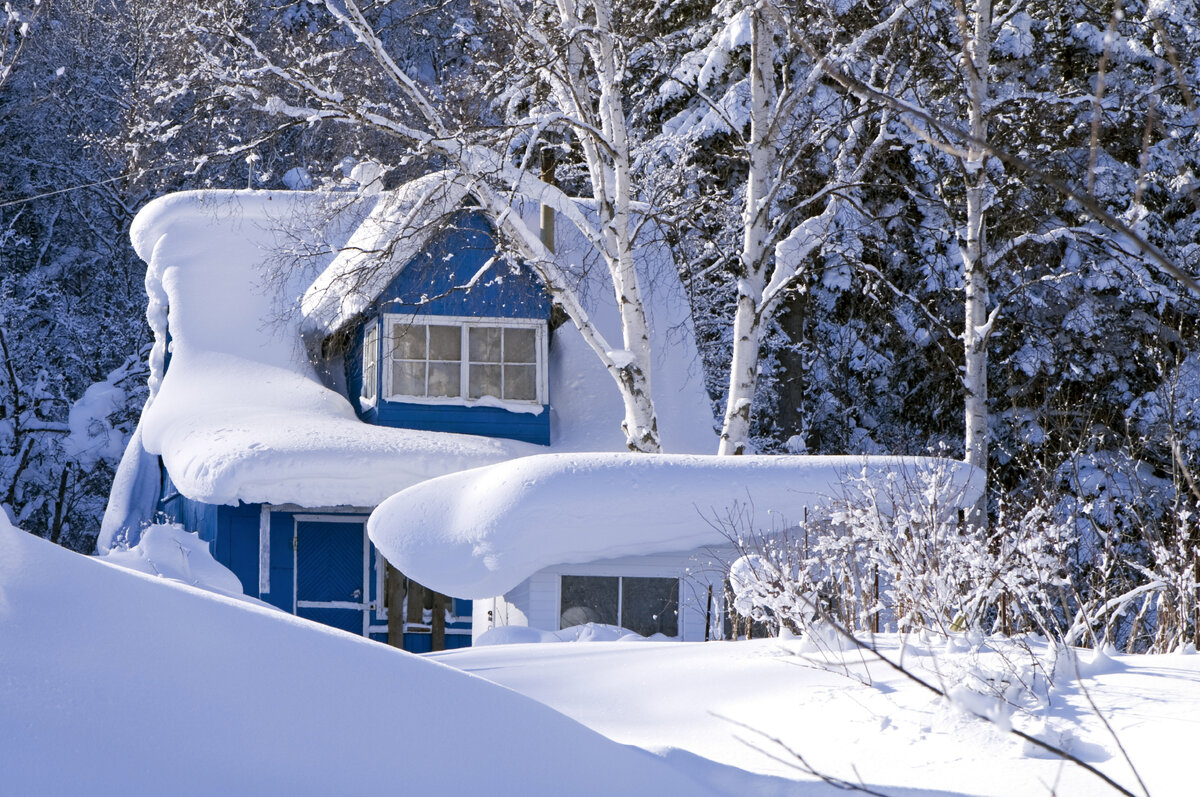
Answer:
top-left (101, 178), bottom-right (717, 651)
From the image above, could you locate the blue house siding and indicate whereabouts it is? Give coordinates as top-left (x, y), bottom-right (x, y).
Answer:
top-left (372, 211), bottom-right (551, 320)
top-left (371, 401), bottom-right (550, 445)
top-left (342, 211), bottom-right (553, 445)
top-left (212, 503), bottom-right (260, 597)
top-left (154, 491), bottom-right (472, 652)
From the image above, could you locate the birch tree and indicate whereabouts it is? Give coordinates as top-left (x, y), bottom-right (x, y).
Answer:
top-left (651, 0), bottom-right (914, 454)
top-left (781, 0), bottom-right (1199, 498)
top-left (174, 0), bottom-right (666, 451)
top-left (956, 0), bottom-right (992, 475)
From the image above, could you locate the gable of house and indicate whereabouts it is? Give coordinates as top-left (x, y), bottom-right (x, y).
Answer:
top-left (336, 210), bottom-right (554, 445)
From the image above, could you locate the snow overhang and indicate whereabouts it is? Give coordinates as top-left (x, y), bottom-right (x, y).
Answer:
top-left (367, 453), bottom-right (986, 599)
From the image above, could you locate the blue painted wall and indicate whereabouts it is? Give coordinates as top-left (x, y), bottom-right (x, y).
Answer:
top-left (155, 490), bottom-right (472, 652)
top-left (343, 211), bottom-right (552, 445)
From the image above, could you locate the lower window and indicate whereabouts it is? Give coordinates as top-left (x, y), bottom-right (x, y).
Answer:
top-left (559, 575), bottom-right (679, 637)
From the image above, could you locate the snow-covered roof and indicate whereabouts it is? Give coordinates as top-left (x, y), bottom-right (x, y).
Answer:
top-left (102, 184), bottom-right (715, 548)
top-left (300, 171), bottom-right (469, 336)
top-left (368, 453), bottom-right (986, 598)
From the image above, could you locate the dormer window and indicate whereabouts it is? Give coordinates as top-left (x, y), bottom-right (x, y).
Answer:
top-left (372, 314), bottom-right (547, 408)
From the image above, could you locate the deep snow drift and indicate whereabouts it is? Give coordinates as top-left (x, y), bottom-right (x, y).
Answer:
top-left (4, 515), bottom-right (1198, 796)
top-left (96, 522), bottom-right (262, 604)
top-left (436, 632), bottom-right (1200, 796)
top-left (0, 518), bottom-right (714, 796)
top-left (369, 453), bottom-right (985, 598)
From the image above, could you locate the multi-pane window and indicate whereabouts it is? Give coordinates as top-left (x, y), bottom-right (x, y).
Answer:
top-left (380, 316), bottom-right (546, 405)
top-left (559, 575), bottom-right (679, 637)
top-left (467, 326), bottom-right (538, 401)
top-left (391, 322), bottom-right (463, 398)
top-left (361, 323), bottom-right (378, 405)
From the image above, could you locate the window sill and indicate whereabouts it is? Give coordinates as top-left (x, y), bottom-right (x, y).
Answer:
top-left (382, 394), bottom-right (547, 416)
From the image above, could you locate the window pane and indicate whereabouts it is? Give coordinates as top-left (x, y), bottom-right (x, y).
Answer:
top-left (503, 364), bottom-right (536, 401)
top-left (621, 577), bottom-right (679, 637)
top-left (428, 325), bottom-right (462, 361)
top-left (469, 364), bottom-right (501, 399)
top-left (362, 363), bottom-right (376, 400)
top-left (469, 327), bottom-right (502, 362)
top-left (390, 323), bottom-right (425, 360)
top-left (560, 576), bottom-right (618, 629)
top-left (362, 327), bottom-right (377, 400)
top-left (391, 361), bottom-right (425, 397)
top-left (427, 362), bottom-right (461, 397)
top-left (504, 327), bottom-right (537, 363)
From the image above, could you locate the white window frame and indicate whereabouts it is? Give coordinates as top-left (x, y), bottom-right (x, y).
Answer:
top-left (557, 574), bottom-right (681, 637)
top-left (360, 321), bottom-right (379, 408)
top-left (381, 313), bottom-right (548, 408)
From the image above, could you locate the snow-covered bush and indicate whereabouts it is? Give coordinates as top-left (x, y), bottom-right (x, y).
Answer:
top-left (723, 448), bottom-right (1200, 655)
top-left (723, 462), bottom-right (1080, 640)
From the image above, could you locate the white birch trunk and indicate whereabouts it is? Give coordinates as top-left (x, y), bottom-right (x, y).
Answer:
top-left (549, 0), bottom-right (660, 452)
top-left (719, 281), bottom-right (765, 455)
top-left (961, 0), bottom-right (992, 510)
top-left (718, 6), bottom-right (777, 456)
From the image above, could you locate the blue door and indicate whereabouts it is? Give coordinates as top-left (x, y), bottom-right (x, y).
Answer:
top-left (294, 517), bottom-right (370, 635)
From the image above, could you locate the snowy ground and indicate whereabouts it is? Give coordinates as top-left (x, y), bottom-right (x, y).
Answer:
top-left (3, 519), bottom-right (1197, 796)
top-left (0, 521), bottom-right (712, 796)
top-left (434, 634), bottom-right (1200, 796)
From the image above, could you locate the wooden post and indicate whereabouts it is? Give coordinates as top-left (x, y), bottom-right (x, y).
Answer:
top-left (384, 561), bottom-right (406, 649)
top-left (704, 584), bottom-right (713, 642)
top-left (406, 578), bottom-right (425, 629)
top-left (431, 592), bottom-right (447, 652)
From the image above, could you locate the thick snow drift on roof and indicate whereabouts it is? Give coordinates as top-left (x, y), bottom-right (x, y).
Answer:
top-left (369, 453), bottom-right (985, 598)
top-left (106, 183), bottom-right (714, 544)
top-left (0, 517), bottom-right (716, 796)
top-left (113, 191), bottom-right (545, 530)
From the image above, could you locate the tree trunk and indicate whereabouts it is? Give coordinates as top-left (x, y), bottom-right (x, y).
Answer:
top-left (961, 0), bottom-right (992, 522)
top-left (48, 465), bottom-right (70, 545)
top-left (719, 289), bottom-right (763, 455)
top-left (718, 7), bottom-right (776, 455)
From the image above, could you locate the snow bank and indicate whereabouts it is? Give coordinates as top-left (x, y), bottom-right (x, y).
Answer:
top-left (475, 622), bottom-right (669, 646)
top-left (369, 453), bottom-right (985, 598)
top-left (0, 516), bottom-right (716, 796)
top-left (96, 522), bottom-right (252, 602)
top-left (435, 634), bottom-right (1200, 795)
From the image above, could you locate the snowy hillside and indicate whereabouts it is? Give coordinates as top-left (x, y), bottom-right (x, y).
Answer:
top-left (0, 518), bottom-right (713, 796)
top-left (438, 634), bottom-right (1200, 796)
top-left (4, 512), bottom-right (1199, 796)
